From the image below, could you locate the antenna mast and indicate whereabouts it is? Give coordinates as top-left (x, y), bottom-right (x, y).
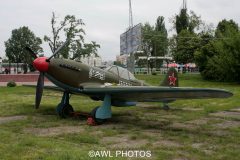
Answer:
top-left (183, 0), bottom-right (187, 9)
top-left (129, 0), bottom-right (133, 28)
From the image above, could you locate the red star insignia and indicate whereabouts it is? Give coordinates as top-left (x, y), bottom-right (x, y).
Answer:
top-left (168, 73), bottom-right (177, 86)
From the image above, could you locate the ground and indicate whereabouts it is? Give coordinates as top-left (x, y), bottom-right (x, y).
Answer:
top-left (0, 74), bottom-right (239, 160)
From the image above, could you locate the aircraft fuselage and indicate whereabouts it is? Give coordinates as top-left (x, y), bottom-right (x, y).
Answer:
top-left (46, 58), bottom-right (145, 90)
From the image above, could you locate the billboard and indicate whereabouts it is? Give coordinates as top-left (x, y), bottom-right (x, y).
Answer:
top-left (120, 23), bottom-right (142, 55)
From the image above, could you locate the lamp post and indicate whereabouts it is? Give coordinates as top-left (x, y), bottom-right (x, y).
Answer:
top-left (0, 57), bottom-right (2, 74)
top-left (127, 50), bottom-right (144, 74)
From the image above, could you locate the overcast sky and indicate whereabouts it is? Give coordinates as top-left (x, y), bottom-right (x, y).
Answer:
top-left (0, 0), bottom-right (240, 60)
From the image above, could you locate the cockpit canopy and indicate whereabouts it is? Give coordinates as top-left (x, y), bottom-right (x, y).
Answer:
top-left (105, 65), bottom-right (136, 80)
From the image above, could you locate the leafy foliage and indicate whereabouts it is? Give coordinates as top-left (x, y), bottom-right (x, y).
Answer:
top-left (173, 9), bottom-right (202, 35)
top-left (44, 12), bottom-right (100, 59)
top-left (136, 17), bottom-right (168, 68)
top-left (176, 8), bottom-right (189, 34)
top-left (172, 10), bottom-right (239, 82)
top-left (154, 16), bottom-right (168, 57)
top-left (171, 9), bottom-right (203, 64)
top-left (172, 30), bottom-right (201, 64)
top-left (5, 26), bottom-right (43, 67)
top-left (7, 81), bottom-right (16, 87)
top-left (194, 19), bottom-right (240, 82)
top-left (72, 41), bottom-right (100, 60)
top-left (215, 19), bottom-right (239, 38)
top-left (141, 23), bottom-right (154, 56)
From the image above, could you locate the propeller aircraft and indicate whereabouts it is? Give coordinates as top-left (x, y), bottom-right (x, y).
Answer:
top-left (25, 42), bottom-right (233, 125)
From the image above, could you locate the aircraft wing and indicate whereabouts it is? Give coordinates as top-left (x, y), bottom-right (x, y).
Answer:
top-left (23, 84), bottom-right (233, 102)
top-left (82, 86), bottom-right (233, 102)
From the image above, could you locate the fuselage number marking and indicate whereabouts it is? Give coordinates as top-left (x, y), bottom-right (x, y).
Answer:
top-left (89, 68), bottom-right (105, 80)
top-left (119, 80), bottom-right (132, 86)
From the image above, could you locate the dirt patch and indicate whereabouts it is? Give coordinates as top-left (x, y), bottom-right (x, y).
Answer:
top-left (186, 118), bottom-right (210, 125)
top-left (182, 107), bottom-right (203, 111)
top-left (137, 103), bottom-right (159, 108)
top-left (172, 158), bottom-right (189, 160)
top-left (192, 143), bottom-right (215, 155)
top-left (153, 140), bottom-right (181, 148)
top-left (209, 130), bottom-right (230, 136)
top-left (214, 120), bottom-right (240, 129)
top-left (91, 130), bottom-right (104, 136)
top-left (0, 116), bottom-right (27, 124)
top-left (95, 124), bottom-right (122, 129)
top-left (142, 130), bottom-right (163, 137)
top-left (230, 108), bottom-right (240, 112)
top-left (210, 111), bottom-right (240, 119)
top-left (169, 122), bottom-right (198, 131)
top-left (101, 135), bottom-right (148, 149)
top-left (192, 143), bottom-right (204, 149)
top-left (161, 115), bottom-right (182, 120)
top-left (24, 126), bottom-right (84, 137)
top-left (144, 112), bottom-right (162, 117)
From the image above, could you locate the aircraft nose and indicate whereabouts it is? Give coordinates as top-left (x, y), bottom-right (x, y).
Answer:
top-left (33, 57), bottom-right (49, 72)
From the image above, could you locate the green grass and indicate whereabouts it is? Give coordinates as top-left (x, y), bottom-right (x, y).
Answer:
top-left (0, 73), bottom-right (240, 160)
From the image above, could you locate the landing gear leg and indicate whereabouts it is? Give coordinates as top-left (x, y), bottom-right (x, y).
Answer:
top-left (88, 94), bottom-right (112, 125)
top-left (56, 92), bottom-right (74, 118)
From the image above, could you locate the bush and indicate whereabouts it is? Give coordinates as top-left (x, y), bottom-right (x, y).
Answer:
top-left (152, 72), bottom-right (157, 75)
top-left (194, 19), bottom-right (240, 82)
top-left (7, 81), bottom-right (17, 87)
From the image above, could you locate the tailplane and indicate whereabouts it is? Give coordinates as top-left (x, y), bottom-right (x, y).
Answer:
top-left (160, 68), bottom-right (179, 87)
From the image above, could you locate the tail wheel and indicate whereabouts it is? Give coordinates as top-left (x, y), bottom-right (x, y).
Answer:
top-left (90, 106), bottom-right (105, 124)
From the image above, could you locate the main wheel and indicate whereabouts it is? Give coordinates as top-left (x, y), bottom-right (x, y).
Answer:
top-left (90, 106), bottom-right (105, 124)
top-left (57, 103), bottom-right (74, 118)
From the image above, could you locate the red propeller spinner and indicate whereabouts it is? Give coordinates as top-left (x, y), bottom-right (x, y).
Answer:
top-left (33, 57), bottom-right (49, 72)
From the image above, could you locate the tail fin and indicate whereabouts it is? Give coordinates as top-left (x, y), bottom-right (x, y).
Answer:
top-left (160, 68), bottom-right (179, 87)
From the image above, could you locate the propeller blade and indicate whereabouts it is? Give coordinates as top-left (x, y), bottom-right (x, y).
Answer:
top-left (35, 72), bottom-right (44, 109)
top-left (47, 39), bottom-right (69, 61)
top-left (25, 47), bottom-right (38, 59)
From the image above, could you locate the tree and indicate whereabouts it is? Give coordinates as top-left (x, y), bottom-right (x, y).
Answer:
top-left (201, 34), bottom-right (240, 82)
top-left (194, 44), bottom-right (213, 72)
top-left (170, 9), bottom-right (203, 64)
top-left (215, 19), bottom-right (239, 38)
top-left (138, 23), bottom-right (154, 72)
top-left (138, 18), bottom-right (168, 70)
top-left (176, 8), bottom-right (189, 34)
top-left (154, 16), bottom-right (168, 57)
top-left (188, 11), bottom-right (203, 33)
top-left (44, 12), bottom-right (100, 59)
top-left (72, 41), bottom-right (100, 60)
top-left (5, 26), bottom-right (42, 73)
top-left (141, 23), bottom-right (154, 56)
top-left (172, 30), bottom-right (201, 64)
top-left (194, 19), bottom-right (240, 82)
top-left (174, 9), bottom-right (202, 34)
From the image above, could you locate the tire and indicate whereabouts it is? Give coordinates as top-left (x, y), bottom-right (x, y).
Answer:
top-left (90, 106), bottom-right (105, 124)
top-left (57, 103), bottom-right (74, 118)
top-left (62, 104), bottom-right (74, 118)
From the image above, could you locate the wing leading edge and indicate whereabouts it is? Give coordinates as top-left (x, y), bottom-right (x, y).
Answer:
top-left (82, 86), bottom-right (233, 102)
top-left (23, 84), bottom-right (233, 102)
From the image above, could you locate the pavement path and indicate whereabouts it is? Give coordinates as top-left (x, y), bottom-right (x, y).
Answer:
top-left (0, 82), bottom-right (54, 86)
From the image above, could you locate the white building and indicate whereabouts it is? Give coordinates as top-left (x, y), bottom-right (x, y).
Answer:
top-left (80, 54), bottom-right (102, 67)
top-left (116, 54), bottom-right (128, 66)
